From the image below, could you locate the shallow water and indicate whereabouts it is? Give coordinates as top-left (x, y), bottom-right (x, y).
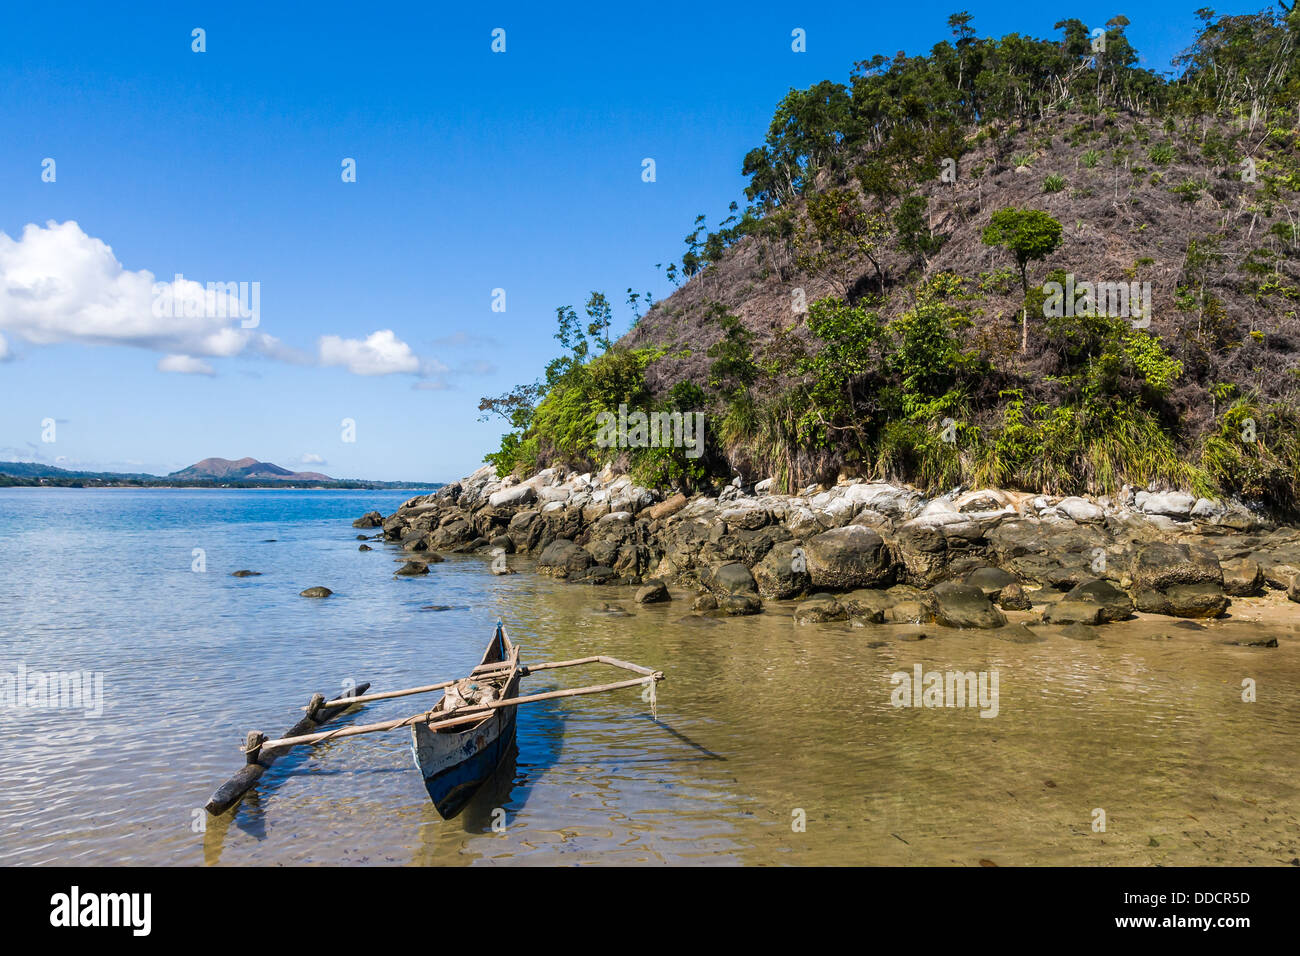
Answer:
top-left (0, 488), bottom-right (1296, 865)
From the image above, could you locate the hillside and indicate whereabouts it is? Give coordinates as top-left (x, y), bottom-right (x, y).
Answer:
top-left (168, 457), bottom-right (334, 482)
top-left (0, 459), bottom-right (435, 490)
top-left (481, 6), bottom-right (1300, 515)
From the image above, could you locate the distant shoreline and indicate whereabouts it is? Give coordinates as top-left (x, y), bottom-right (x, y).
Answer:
top-left (0, 480), bottom-right (444, 491)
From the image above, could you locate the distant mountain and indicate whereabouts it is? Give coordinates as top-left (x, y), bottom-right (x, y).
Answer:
top-left (0, 459), bottom-right (437, 490)
top-left (168, 457), bottom-right (334, 482)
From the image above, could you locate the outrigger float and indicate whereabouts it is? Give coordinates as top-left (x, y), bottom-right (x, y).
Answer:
top-left (205, 622), bottom-right (664, 819)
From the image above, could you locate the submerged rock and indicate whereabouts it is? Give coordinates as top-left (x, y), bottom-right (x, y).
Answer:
top-left (395, 561), bottom-right (429, 576)
top-left (300, 586), bottom-right (333, 598)
top-left (230, 569), bottom-right (261, 577)
top-left (794, 595), bottom-right (848, 624)
top-left (1058, 578), bottom-right (1134, 623)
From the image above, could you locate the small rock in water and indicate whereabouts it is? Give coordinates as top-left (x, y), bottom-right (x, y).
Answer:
top-left (1060, 624), bottom-right (1099, 641)
top-left (595, 602), bottom-right (632, 617)
top-left (300, 586), bottom-right (332, 598)
top-left (635, 579), bottom-right (671, 604)
top-left (358, 544), bottom-right (372, 551)
top-left (1225, 637), bottom-right (1278, 647)
top-left (356, 534), bottom-right (369, 540)
top-left (395, 561), bottom-right (429, 576)
top-left (1173, 621), bottom-right (1206, 630)
top-left (421, 605), bottom-right (458, 612)
top-left (993, 623), bottom-right (1046, 644)
top-left (230, 570), bottom-right (261, 577)
top-left (263, 539), bottom-right (277, 543)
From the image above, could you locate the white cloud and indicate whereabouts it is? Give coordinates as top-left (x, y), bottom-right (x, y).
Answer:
top-left (318, 329), bottom-right (422, 376)
top-left (0, 220), bottom-right (439, 379)
top-left (299, 453), bottom-right (325, 465)
top-left (157, 354), bottom-right (215, 376)
top-left (0, 221), bottom-right (283, 362)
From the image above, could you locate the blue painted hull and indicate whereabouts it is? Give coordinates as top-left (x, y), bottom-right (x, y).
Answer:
top-left (418, 707), bottom-right (517, 818)
top-left (411, 624), bottom-right (521, 819)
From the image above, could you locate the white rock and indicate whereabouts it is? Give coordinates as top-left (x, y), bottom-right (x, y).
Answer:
top-left (822, 497), bottom-right (857, 525)
top-left (1136, 490), bottom-right (1195, 518)
top-left (488, 484), bottom-right (536, 507)
top-left (841, 482), bottom-right (916, 515)
top-left (754, 478), bottom-right (774, 494)
top-left (1191, 497), bottom-right (1226, 518)
top-left (1056, 496), bottom-right (1103, 522)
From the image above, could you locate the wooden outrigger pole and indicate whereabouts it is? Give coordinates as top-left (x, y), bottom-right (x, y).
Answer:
top-left (204, 682), bottom-right (371, 815)
top-left (260, 663), bottom-right (661, 752)
top-left (203, 629), bottom-right (663, 817)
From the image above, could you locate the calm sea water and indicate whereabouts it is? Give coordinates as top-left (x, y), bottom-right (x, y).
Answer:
top-left (0, 488), bottom-right (1297, 866)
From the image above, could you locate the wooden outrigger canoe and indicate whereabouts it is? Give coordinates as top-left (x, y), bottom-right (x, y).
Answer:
top-left (205, 621), bottom-right (663, 819)
top-left (411, 623), bottom-right (522, 818)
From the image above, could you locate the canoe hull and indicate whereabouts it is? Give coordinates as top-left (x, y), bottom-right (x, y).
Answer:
top-left (410, 625), bottom-right (520, 819)
top-left (412, 705), bottom-right (517, 818)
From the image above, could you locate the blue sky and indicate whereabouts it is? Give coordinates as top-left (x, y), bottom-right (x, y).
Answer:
top-left (0, 1), bottom-right (1266, 481)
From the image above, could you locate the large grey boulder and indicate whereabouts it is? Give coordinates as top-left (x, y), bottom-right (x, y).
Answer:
top-left (702, 562), bottom-right (758, 597)
top-left (1136, 584), bottom-right (1229, 618)
top-left (1130, 542), bottom-right (1227, 618)
top-left (537, 539), bottom-right (594, 578)
top-left (964, 566), bottom-right (1019, 601)
top-left (753, 540), bottom-right (811, 599)
top-left (922, 581), bottom-right (1007, 629)
top-left (1059, 578), bottom-right (1134, 623)
top-left (805, 526), bottom-right (892, 590)
top-left (1130, 542), bottom-right (1223, 591)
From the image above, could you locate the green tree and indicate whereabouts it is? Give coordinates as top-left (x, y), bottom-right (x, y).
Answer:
top-left (795, 188), bottom-right (891, 298)
top-left (585, 292), bottom-right (614, 353)
top-left (981, 207), bottom-right (1064, 350)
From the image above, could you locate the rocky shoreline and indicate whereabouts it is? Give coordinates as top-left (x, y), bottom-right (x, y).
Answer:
top-left (353, 465), bottom-right (1300, 633)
